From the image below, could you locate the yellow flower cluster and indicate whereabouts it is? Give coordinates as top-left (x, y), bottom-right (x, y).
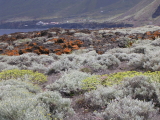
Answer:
top-left (82, 71), bottom-right (160, 91)
top-left (0, 69), bottom-right (47, 84)
top-left (81, 75), bottom-right (101, 90)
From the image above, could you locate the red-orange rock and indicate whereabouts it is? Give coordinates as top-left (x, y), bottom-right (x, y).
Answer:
top-left (63, 48), bottom-right (72, 53)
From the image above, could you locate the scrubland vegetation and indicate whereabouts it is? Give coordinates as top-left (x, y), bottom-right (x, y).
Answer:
top-left (0, 26), bottom-right (160, 120)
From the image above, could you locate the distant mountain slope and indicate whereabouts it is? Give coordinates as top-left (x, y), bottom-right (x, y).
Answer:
top-left (111, 0), bottom-right (160, 26)
top-left (0, 0), bottom-right (159, 26)
top-left (0, 0), bottom-right (140, 22)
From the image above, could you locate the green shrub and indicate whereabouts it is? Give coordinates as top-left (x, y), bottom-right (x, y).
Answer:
top-left (0, 69), bottom-right (47, 84)
top-left (82, 71), bottom-right (160, 91)
top-left (81, 75), bottom-right (101, 91)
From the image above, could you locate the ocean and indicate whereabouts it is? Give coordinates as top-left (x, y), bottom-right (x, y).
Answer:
top-left (0, 29), bottom-right (47, 36)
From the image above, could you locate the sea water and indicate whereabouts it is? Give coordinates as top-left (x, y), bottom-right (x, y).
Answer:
top-left (0, 29), bottom-right (47, 36)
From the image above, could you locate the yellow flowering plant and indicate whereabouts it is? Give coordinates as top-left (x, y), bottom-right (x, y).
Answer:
top-left (0, 69), bottom-right (47, 84)
top-left (82, 71), bottom-right (160, 91)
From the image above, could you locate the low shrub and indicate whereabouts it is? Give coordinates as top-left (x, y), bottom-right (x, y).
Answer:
top-left (0, 97), bottom-right (51, 120)
top-left (28, 62), bottom-right (48, 73)
top-left (95, 97), bottom-right (157, 120)
top-left (7, 55), bottom-right (31, 66)
top-left (81, 75), bottom-right (101, 90)
top-left (0, 79), bottom-right (74, 120)
top-left (88, 54), bottom-right (117, 69)
top-left (0, 62), bottom-right (8, 72)
top-left (128, 53), bottom-right (144, 69)
top-left (143, 51), bottom-right (160, 71)
top-left (0, 69), bottom-right (47, 84)
top-left (0, 79), bottom-right (49, 120)
top-left (36, 91), bottom-right (75, 119)
top-left (4, 53), bottom-right (52, 73)
top-left (95, 54), bottom-right (120, 69)
top-left (118, 75), bottom-right (160, 106)
top-left (46, 70), bottom-right (91, 94)
top-left (84, 85), bottom-right (123, 107)
top-left (47, 51), bottom-right (120, 74)
top-left (114, 53), bottom-right (129, 61)
top-left (47, 54), bottom-right (82, 74)
top-left (0, 79), bottom-right (41, 100)
top-left (81, 71), bottom-right (160, 91)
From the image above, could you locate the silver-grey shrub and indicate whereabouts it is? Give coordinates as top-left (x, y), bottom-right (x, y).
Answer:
top-left (47, 51), bottom-right (120, 74)
top-left (0, 79), bottom-right (74, 120)
top-left (7, 55), bottom-right (31, 67)
top-left (79, 52), bottom-right (120, 70)
top-left (0, 80), bottom-right (47, 120)
top-left (128, 53), bottom-right (144, 69)
top-left (118, 76), bottom-right (160, 103)
top-left (94, 54), bottom-right (120, 69)
top-left (0, 61), bottom-right (19, 72)
top-left (46, 70), bottom-right (91, 94)
top-left (0, 62), bottom-right (8, 72)
top-left (47, 56), bottom-right (79, 73)
top-left (95, 97), bottom-right (157, 120)
top-left (5, 53), bottom-right (55, 73)
top-left (143, 51), bottom-right (160, 71)
top-left (0, 55), bottom-right (9, 62)
top-left (114, 53), bottom-right (129, 61)
top-left (0, 79), bottom-right (41, 100)
top-left (36, 91), bottom-right (75, 119)
top-left (39, 55), bottom-right (55, 65)
top-left (0, 97), bottom-right (51, 120)
top-left (151, 38), bottom-right (160, 46)
top-left (47, 53), bottom-right (86, 73)
top-left (84, 85), bottom-right (123, 107)
top-left (28, 62), bottom-right (48, 73)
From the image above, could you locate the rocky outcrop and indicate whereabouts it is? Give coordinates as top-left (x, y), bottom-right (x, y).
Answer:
top-left (0, 26), bottom-right (160, 56)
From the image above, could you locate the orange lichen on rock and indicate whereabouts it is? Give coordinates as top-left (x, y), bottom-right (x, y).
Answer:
top-left (37, 32), bottom-right (41, 36)
top-left (56, 51), bottom-right (63, 55)
top-left (144, 30), bottom-right (160, 40)
top-left (54, 49), bottom-right (61, 52)
top-left (111, 38), bottom-right (116, 42)
top-left (1, 34), bottom-right (83, 56)
top-left (53, 38), bottom-right (84, 55)
top-left (48, 38), bottom-right (59, 42)
top-left (73, 40), bottom-right (83, 45)
top-left (63, 48), bottom-right (72, 53)
top-left (4, 49), bottom-right (19, 56)
top-left (39, 46), bottom-right (49, 54)
top-left (72, 45), bottom-right (79, 49)
top-left (146, 31), bottom-right (152, 36)
top-left (97, 51), bottom-right (103, 54)
top-left (34, 49), bottom-right (41, 55)
top-left (32, 42), bottom-right (37, 46)
top-left (153, 30), bottom-right (160, 38)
